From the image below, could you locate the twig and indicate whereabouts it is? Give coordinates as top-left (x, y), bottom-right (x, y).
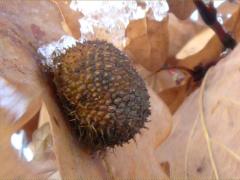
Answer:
top-left (193, 0), bottom-right (237, 49)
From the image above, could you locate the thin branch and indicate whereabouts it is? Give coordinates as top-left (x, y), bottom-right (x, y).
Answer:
top-left (193, 0), bottom-right (237, 49)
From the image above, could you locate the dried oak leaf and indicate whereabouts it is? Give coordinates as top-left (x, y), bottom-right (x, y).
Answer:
top-left (31, 122), bottom-right (54, 161)
top-left (125, 15), bottom-right (169, 72)
top-left (168, 13), bottom-right (205, 58)
top-left (0, 0), bottom-right (66, 48)
top-left (0, 0), bottom-right (68, 178)
top-left (167, 0), bottom-right (196, 20)
top-left (135, 64), bottom-right (178, 93)
top-left (0, 24), bottom-right (56, 179)
top-left (133, 13), bottom-right (204, 114)
top-left (51, 0), bottom-right (83, 39)
top-left (135, 63), bottom-right (195, 115)
top-left (0, 77), bottom-right (51, 179)
top-left (158, 77), bottom-right (197, 114)
top-left (157, 44), bottom-right (240, 178)
top-left (136, 63), bottom-right (197, 115)
top-left (176, 4), bottom-right (240, 69)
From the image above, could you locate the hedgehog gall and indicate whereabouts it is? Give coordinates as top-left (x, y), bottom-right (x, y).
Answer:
top-left (52, 40), bottom-right (150, 151)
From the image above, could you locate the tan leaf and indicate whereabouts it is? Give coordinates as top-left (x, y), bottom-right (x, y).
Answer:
top-left (135, 64), bottom-right (178, 93)
top-left (51, 0), bottom-right (83, 39)
top-left (176, 27), bottom-right (215, 59)
top-left (31, 122), bottom-right (54, 161)
top-left (159, 78), bottom-right (197, 114)
top-left (0, 22), bottom-right (43, 135)
top-left (0, 0), bottom-right (66, 178)
top-left (0, 0), bottom-right (66, 48)
top-left (167, 0), bottom-right (195, 20)
top-left (168, 13), bottom-right (205, 58)
top-left (125, 15), bottom-right (169, 72)
top-left (0, 78), bottom-right (54, 178)
top-left (157, 44), bottom-right (240, 178)
top-left (136, 63), bottom-right (194, 114)
top-left (21, 110), bottom-right (40, 142)
top-left (176, 5), bottom-right (240, 69)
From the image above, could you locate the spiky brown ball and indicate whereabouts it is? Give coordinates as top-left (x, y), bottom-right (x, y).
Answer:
top-left (53, 40), bottom-right (150, 150)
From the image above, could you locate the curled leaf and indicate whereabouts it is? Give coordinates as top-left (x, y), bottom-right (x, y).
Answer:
top-left (51, 0), bottom-right (82, 39)
top-left (167, 0), bottom-right (195, 20)
top-left (168, 13), bottom-right (205, 58)
top-left (176, 4), bottom-right (240, 69)
top-left (125, 15), bottom-right (169, 72)
top-left (159, 78), bottom-right (197, 114)
top-left (0, 0), bottom-right (67, 177)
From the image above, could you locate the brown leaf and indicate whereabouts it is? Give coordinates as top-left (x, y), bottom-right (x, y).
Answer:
top-left (21, 110), bottom-right (40, 142)
top-left (0, 23), bottom-right (43, 134)
top-left (159, 78), bottom-right (197, 114)
top-left (174, 23), bottom-right (216, 60)
top-left (0, 0), bottom-right (66, 177)
top-left (136, 64), bottom-right (195, 114)
top-left (51, 0), bottom-right (83, 39)
top-left (136, 63), bottom-right (196, 114)
top-left (157, 44), bottom-right (240, 178)
top-left (0, 77), bottom-right (55, 178)
top-left (167, 0), bottom-right (196, 20)
top-left (0, 0), bottom-right (66, 48)
top-left (125, 15), bottom-right (169, 72)
top-left (168, 13), bottom-right (205, 58)
top-left (136, 64), bottom-right (178, 93)
top-left (31, 122), bottom-right (54, 161)
top-left (176, 5), bottom-right (240, 69)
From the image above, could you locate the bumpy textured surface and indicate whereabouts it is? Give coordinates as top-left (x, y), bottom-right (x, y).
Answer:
top-left (53, 40), bottom-right (150, 150)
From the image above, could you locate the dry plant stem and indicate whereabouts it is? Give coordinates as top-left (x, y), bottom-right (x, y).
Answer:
top-left (102, 158), bottom-right (114, 180)
top-left (193, 0), bottom-right (237, 50)
top-left (198, 69), bottom-right (219, 180)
